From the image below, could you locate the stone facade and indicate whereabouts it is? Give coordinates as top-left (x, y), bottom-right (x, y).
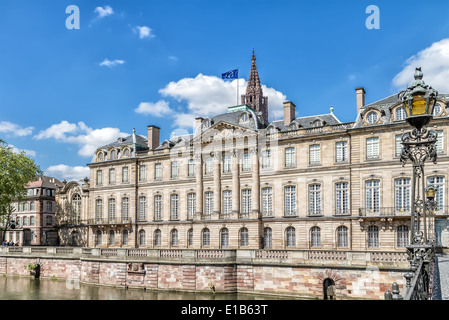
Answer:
top-left (55, 54), bottom-right (449, 257)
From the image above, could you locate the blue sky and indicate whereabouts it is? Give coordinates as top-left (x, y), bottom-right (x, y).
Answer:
top-left (2, 0), bottom-right (449, 181)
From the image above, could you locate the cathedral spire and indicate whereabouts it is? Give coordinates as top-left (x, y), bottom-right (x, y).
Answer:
top-left (241, 49), bottom-right (269, 122)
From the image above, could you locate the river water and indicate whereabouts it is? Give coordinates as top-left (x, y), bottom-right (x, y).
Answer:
top-left (0, 275), bottom-right (300, 300)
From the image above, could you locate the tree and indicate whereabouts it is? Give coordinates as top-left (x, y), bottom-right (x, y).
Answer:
top-left (0, 140), bottom-right (42, 243)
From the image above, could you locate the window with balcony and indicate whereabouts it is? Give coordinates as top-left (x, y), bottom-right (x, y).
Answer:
top-left (241, 189), bottom-right (252, 215)
top-left (96, 199), bottom-right (103, 221)
top-left (222, 190), bottom-right (232, 216)
top-left (284, 186), bottom-right (296, 216)
top-left (187, 193), bottom-right (196, 220)
top-left (308, 184), bottom-right (321, 216)
top-left (170, 194), bottom-right (179, 220)
top-left (122, 197), bottom-right (129, 221)
top-left (154, 195), bottom-right (162, 221)
top-left (205, 192), bottom-right (214, 216)
top-left (139, 196), bottom-right (146, 221)
top-left (335, 182), bottom-right (349, 215)
top-left (395, 178), bottom-right (411, 212)
top-left (262, 187), bottom-right (273, 217)
top-left (427, 176), bottom-right (445, 211)
top-left (108, 198), bottom-right (116, 220)
top-left (365, 180), bottom-right (380, 213)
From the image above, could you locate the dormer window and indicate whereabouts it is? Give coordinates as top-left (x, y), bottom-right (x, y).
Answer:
top-left (123, 148), bottom-right (130, 158)
top-left (110, 149), bottom-right (117, 160)
top-left (203, 119), bottom-right (211, 128)
top-left (395, 107), bottom-right (406, 121)
top-left (366, 111), bottom-right (378, 124)
top-left (433, 103), bottom-right (442, 116)
top-left (240, 113), bottom-right (249, 124)
top-left (97, 152), bottom-right (104, 162)
top-left (312, 120), bottom-right (323, 127)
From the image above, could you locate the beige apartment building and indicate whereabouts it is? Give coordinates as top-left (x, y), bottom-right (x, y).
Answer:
top-left (56, 52), bottom-right (449, 252)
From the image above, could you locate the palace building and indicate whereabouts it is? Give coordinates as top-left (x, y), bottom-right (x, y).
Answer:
top-left (56, 52), bottom-right (449, 252)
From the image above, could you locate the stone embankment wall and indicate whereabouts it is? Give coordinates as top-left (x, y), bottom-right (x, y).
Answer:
top-left (0, 247), bottom-right (409, 299)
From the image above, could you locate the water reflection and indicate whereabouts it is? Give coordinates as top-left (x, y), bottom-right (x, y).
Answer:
top-left (0, 276), bottom-right (297, 300)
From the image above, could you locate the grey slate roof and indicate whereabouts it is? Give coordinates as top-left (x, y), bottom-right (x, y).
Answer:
top-left (271, 113), bottom-right (342, 132)
top-left (102, 134), bottom-right (149, 151)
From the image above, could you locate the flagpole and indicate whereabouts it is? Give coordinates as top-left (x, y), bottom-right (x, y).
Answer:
top-left (237, 67), bottom-right (239, 105)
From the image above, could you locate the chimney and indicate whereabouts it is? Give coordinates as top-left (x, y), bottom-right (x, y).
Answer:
top-left (283, 101), bottom-right (296, 125)
top-left (195, 117), bottom-right (204, 132)
top-left (355, 87), bottom-right (366, 115)
top-left (147, 125), bottom-right (160, 150)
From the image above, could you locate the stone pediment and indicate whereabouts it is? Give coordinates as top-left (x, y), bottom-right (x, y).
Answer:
top-left (192, 120), bottom-right (257, 145)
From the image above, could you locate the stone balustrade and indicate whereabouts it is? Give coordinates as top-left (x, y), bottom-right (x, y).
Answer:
top-left (0, 247), bottom-right (409, 268)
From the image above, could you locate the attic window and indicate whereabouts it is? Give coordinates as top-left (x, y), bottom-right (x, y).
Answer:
top-left (203, 119), bottom-right (211, 128)
top-left (117, 137), bottom-right (126, 143)
top-left (366, 111), bottom-right (378, 124)
top-left (240, 113), bottom-right (249, 124)
top-left (312, 120), bottom-right (322, 127)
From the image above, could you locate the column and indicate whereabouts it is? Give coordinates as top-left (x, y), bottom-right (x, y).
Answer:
top-left (195, 153), bottom-right (203, 219)
top-left (231, 151), bottom-right (240, 219)
top-left (213, 153), bottom-right (221, 217)
top-left (251, 147), bottom-right (260, 218)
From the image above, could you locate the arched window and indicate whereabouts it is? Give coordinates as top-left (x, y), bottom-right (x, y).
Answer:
top-left (240, 228), bottom-right (249, 247)
top-left (110, 149), bottom-right (117, 160)
top-left (108, 230), bottom-right (115, 246)
top-left (123, 230), bottom-right (129, 246)
top-left (368, 225), bottom-right (379, 248)
top-left (264, 227), bottom-right (272, 249)
top-left (310, 226), bottom-right (321, 247)
top-left (108, 198), bottom-right (116, 221)
top-left (95, 230), bottom-right (102, 246)
top-left (171, 229), bottom-right (178, 247)
top-left (187, 229), bottom-right (194, 247)
top-left (220, 228), bottom-right (229, 249)
top-left (397, 225), bottom-right (409, 248)
top-left (240, 112), bottom-right (249, 124)
top-left (202, 228), bottom-right (210, 247)
top-left (433, 103), bottom-right (442, 116)
top-left (286, 226), bottom-right (295, 247)
top-left (337, 226), bottom-right (348, 248)
top-left (139, 230), bottom-right (146, 246)
top-left (366, 111), bottom-right (378, 124)
top-left (72, 194), bottom-right (81, 222)
top-left (95, 199), bottom-right (103, 221)
top-left (154, 229), bottom-right (161, 246)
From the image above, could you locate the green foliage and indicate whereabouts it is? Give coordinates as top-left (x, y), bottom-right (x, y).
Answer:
top-left (0, 140), bottom-right (42, 231)
top-left (24, 263), bottom-right (40, 271)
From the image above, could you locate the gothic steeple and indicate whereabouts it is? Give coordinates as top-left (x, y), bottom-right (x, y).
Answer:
top-left (241, 49), bottom-right (269, 122)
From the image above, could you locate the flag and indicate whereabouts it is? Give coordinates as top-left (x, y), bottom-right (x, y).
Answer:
top-left (222, 69), bottom-right (238, 80)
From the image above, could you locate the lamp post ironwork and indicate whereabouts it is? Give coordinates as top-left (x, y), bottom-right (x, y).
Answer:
top-left (399, 67), bottom-right (438, 245)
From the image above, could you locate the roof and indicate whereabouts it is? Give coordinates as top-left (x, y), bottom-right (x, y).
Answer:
top-left (26, 176), bottom-right (63, 189)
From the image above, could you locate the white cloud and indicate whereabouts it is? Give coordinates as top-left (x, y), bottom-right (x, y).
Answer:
top-left (135, 26), bottom-right (155, 39)
top-left (35, 121), bottom-right (128, 157)
top-left (10, 145), bottom-right (36, 157)
top-left (156, 74), bottom-right (287, 128)
top-left (135, 100), bottom-right (172, 117)
top-left (393, 38), bottom-right (449, 92)
top-left (0, 121), bottom-right (33, 137)
top-left (99, 59), bottom-right (125, 68)
top-left (45, 164), bottom-right (90, 182)
top-left (94, 5), bottom-right (114, 19)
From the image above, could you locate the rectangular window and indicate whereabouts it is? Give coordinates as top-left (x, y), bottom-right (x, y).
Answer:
top-left (96, 199), bottom-right (102, 220)
top-left (223, 190), bottom-right (232, 215)
top-left (335, 182), bottom-right (349, 215)
top-left (187, 193), bottom-right (196, 219)
top-left (336, 141), bottom-right (348, 162)
top-left (108, 198), bottom-right (116, 220)
top-left (366, 137), bottom-right (379, 159)
top-left (205, 191), bottom-right (214, 215)
top-left (154, 195), bottom-right (162, 220)
top-left (223, 155), bottom-right (232, 173)
top-left (284, 186), bottom-right (296, 216)
top-left (309, 184), bottom-right (321, 215)
top-left (366, 180), bottom-right (380, 213)
top-left (109, 169), bottom-right (116, 185)
top-left (262, 187), bottom-right (273, 217)
top-left (241, 189), bottom-right (252, 214)
top-left (96, 170), bottom-right (103, 186)
top-left (436, 130), bottom-right (444, 154)
top-left (139, 196), bottom-right (146, 221)
top-left (205, 158), bottom-right (213, 175)
top-left (171, 161), bottom-right (178, 179)
top-left (242, 151), bottom-right (251, 171)
top-left (285, 147), bottom-right (296, 167)
top-left (262, 149), bottom-right (271, 169)
top-left (170, 194), bottom-right (179, 220)
top-left (122, 198), bottom-right (129, 220)
top-left (395, 178), bottom-right (411, 212)
top-left (122, 167), bottom-right (129, 183)
top-left (395, 134), bottom-right (403, 157)
top-left (139, 165), bottom-right (146, 182)
top-left (427, 176), bottom-right (445, 211)
top-left (188, 159), bottom-right (195, 177)
top-left (309, 144), bottom-right (320, 165)
top-left (155, 163), bottom-right (162, 180)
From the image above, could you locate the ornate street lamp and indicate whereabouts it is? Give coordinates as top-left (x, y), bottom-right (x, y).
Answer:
top-left (399, 67), bottom-right (438, 245)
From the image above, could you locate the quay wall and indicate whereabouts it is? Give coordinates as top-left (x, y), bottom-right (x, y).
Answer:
top-left (0, 247), bottom-right (408, 299)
